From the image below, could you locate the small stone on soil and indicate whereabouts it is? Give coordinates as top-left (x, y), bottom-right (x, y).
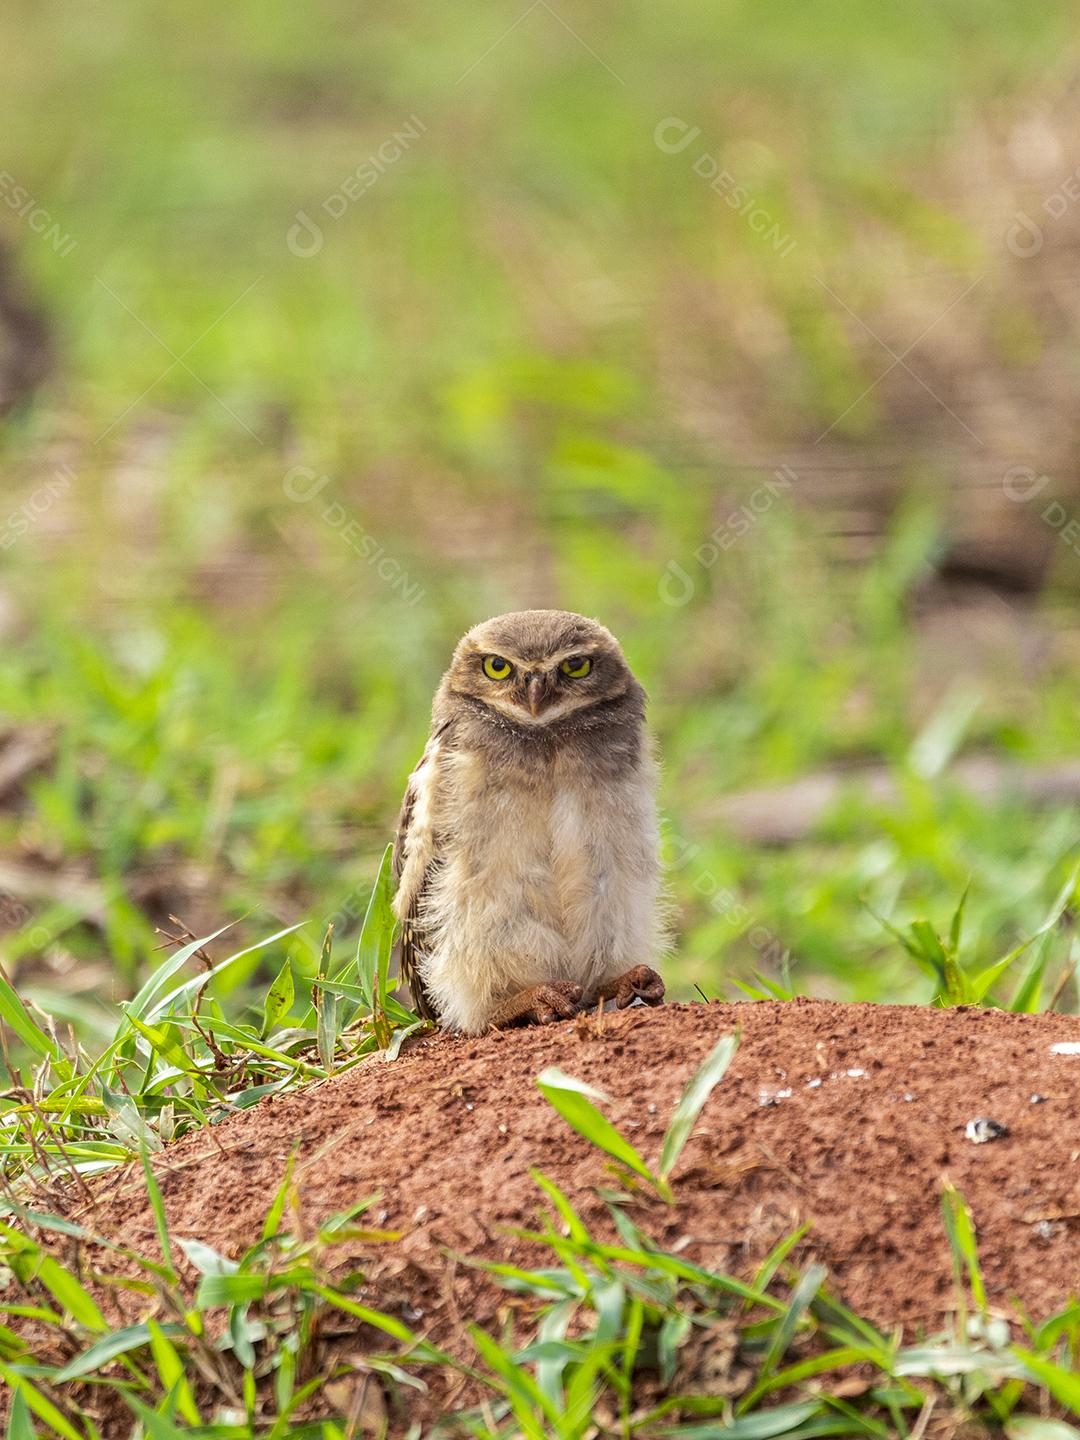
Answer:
top-left (965, 1117), bottom-right (1009, 1144)
top-left (758, 1086), bottom-right (793, 1106)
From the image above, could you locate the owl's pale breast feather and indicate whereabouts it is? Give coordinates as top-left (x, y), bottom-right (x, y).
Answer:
top-left (394, 728), bottom-right (665, 1033)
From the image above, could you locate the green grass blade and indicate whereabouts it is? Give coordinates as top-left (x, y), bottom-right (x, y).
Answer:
top-left (1006, 1420), bottom-right (1080, 1440)
top-left (659, 1030), bottom-right (738, 1182)
top-left (587, 1241), bottom-right (782, 1309)
top-left (1012, 1349), bottom-right (1080, 1416)
top-left (658, 1399), bottom-right (822, 1437)
top-left (0, 1366), bottom-right (82, 1440)
top-left (316, 924), bottom-right (338, 1071)
top-left (536, 1068), bottom-right (654, 1185)
top-left (196, 1272), bottom-right (268, 1307)
top-left (34, 1254), bottom-right (108, 1332)
top-left (750, 1223), bottom-right (812, 1305)
top-left (356, 843), bottom-right (396, 1009)
top-left (469, 1324), bottom-right (556, 1436)
top-left (145, 923), bottom-right (305, 1022)
top-left (55, 1321), bottom-right (184, 1381)
top-left (312, 1285), bottom-right (435, 1350)
top-left (383, 1017), bottom-right (429, 1061)
top-left (995, 858), bottom-right (1080, 986)
top-left (739, 1346), bottom-right (866, 1409)
top-left (755, 1263), bottom-right (828, 1384)
top-left (534, 1296), bottom-right (577, 1411)
top-left (261, 958), bottom-right (295, 1038)
top-left (123, 1013), bottom-right (192, 1074)
top-left (125, 923), bottom-right (236, 1021)
top-left (120, 1394), bottom-right (191, 1440)
top-left (147, 1319), bottom-right (201, 1426)
top-left (862, 903), bottom-right (927, 964)
top-left (0, 966), bottom-right (62, 1063)
top-left (263, 1150), bottom-right (298, 1241)
top-left (1010, 930), bottom-right (1056, 1013)
top-left (969, 952), bottom-right (1022, 1005)
top-left (949, 881), bottom-right (970, 954)
top-left (4, 1391), bottom-right (34, 1440)
top-left (140, 1147), bottom-right (177, 1284)
top-left (909, 920), bottom-right (968, 1003)
top-left (531, 1168), bottom-right (591, 1244)
top-left (941, 1183), bottom-right (987, 1314)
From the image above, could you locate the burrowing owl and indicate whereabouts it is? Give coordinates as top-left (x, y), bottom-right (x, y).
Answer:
top-left (392, 609), bottom-right (666, 1033)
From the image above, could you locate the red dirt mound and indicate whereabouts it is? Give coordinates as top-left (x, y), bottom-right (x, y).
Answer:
top-left (81, 1000), bottom-right (1080, 1411)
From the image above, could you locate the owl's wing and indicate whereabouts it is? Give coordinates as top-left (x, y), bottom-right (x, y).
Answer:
top-left (391, 725), bottom-right (449, 1023)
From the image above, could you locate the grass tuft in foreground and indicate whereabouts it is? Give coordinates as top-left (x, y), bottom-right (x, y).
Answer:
top-left (0, 845), bottom-right (424, 1202)
top-left (0, 1018), bottom-right (1079, 1435)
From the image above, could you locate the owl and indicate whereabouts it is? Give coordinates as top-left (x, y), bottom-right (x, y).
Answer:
top-left (392, 609), bottom-right (667, 1034)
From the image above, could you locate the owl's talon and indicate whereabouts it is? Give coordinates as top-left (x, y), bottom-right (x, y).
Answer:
top-left (488, 980), bottom-right (584, 1029)
top-left (602, 964), bottom-right (665, 1009)
top-left (534, 981), bottom-right (585, 1024)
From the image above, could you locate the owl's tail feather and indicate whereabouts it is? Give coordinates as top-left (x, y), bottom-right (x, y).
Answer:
top-left (394, 925), bottom-right (439, 1023)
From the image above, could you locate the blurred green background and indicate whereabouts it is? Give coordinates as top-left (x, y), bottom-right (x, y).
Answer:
top-left (2, 0), bottom-right (1080, 1033)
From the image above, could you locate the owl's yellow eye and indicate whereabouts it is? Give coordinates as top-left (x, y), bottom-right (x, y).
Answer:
top-left (482, 655), bottom-right (513, 680)
top-left (560, 656), bottom-right (592, 678)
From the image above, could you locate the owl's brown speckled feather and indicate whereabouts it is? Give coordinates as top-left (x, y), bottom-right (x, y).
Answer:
top-left (391, 727), bottom-right (446, 1023)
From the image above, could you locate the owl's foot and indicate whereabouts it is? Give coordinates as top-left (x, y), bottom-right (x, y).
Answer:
top-left (488, 981), bottom-right (584, 1029)
top-left (595, 964), bottom-right (666, 1010)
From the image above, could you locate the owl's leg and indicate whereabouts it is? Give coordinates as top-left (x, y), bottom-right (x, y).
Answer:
top-left (592, 965), bottom-right (665, 1010)
top-left (487, 980), bottom-right (584, 1029)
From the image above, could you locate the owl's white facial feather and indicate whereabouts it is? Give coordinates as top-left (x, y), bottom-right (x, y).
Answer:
top-left (480, 689), bottom-right (602, 727)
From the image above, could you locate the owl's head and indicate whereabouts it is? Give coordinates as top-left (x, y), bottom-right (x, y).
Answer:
top-left (443, 609), bottom-right (640, 729)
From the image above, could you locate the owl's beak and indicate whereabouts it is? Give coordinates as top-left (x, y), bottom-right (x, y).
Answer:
top-left (526, 673), bottom-right (547, 716)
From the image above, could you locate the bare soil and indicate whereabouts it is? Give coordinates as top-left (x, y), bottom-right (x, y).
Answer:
top-left (71, 998), bottom-right (1080, 1421)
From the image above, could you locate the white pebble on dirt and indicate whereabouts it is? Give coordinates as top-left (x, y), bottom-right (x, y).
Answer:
top-left (758, 1087), bottom-right (793, 1105)
top-left (1050, 1042), bottom-right (1080, 1055)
